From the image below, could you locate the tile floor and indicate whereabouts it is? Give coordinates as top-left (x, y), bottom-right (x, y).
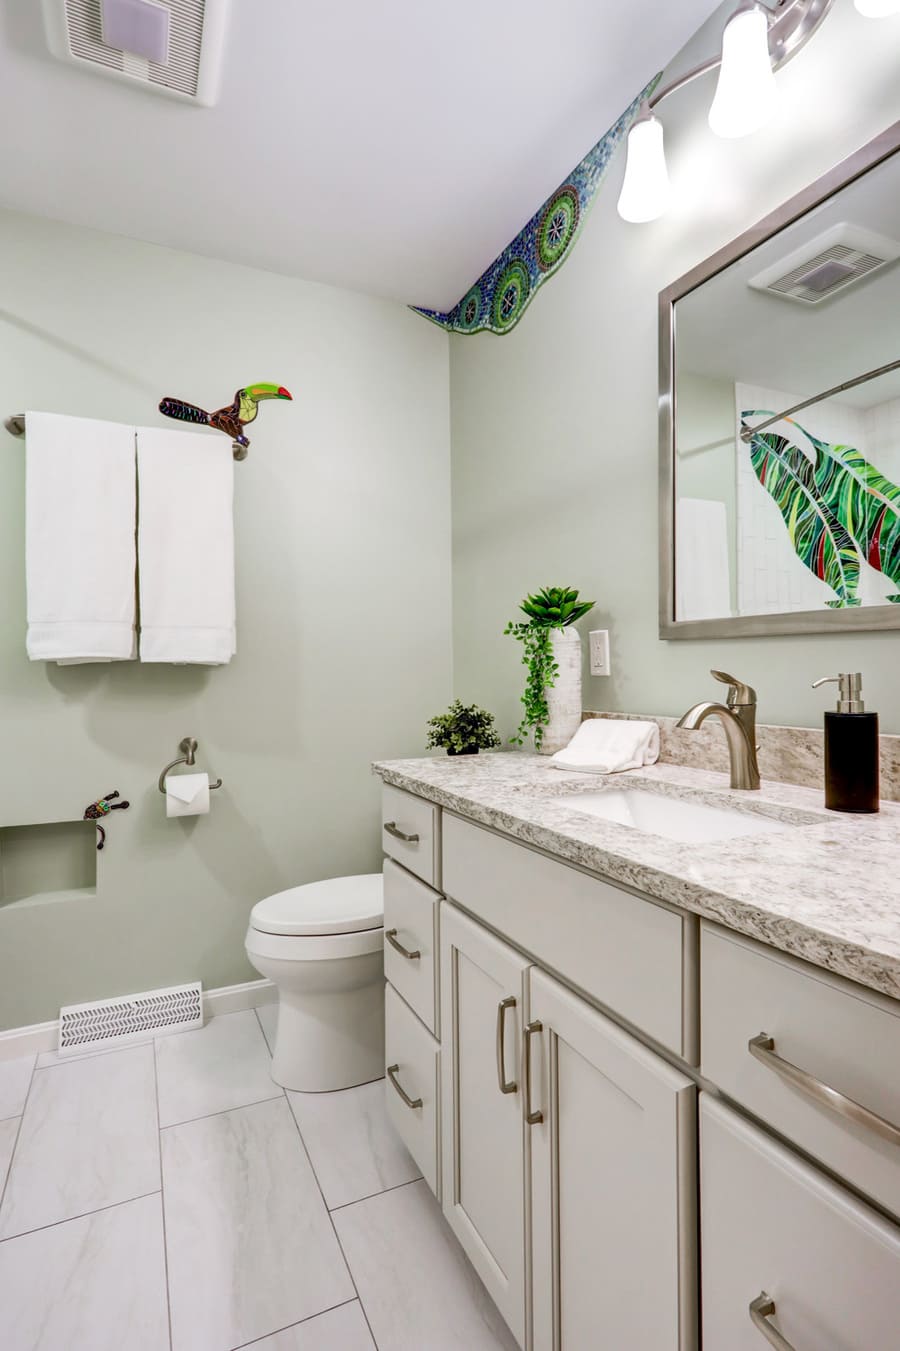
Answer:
top-left (0, 1006), bottom-right (520, 1351)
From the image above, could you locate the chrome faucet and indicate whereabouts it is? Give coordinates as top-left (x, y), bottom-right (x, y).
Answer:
top-left (676, 670), bottom-right (761, 791)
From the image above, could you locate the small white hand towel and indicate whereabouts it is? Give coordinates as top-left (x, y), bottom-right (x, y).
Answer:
top-left (25, 412), bottom-right (137, 663)
top-left (137, 427), bottom-right (236, 664)
top-left (165, 772), bottom-right (210, 818)
top-left (549, 718), bottom-right (660, 774)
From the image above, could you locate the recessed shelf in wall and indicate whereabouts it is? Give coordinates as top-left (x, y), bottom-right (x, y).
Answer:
top-left (0, 821), bottom-right (97, 911)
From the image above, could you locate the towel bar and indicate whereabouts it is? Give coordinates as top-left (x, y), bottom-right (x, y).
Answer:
top-left (158, 737), bottom-right (223, 795)
top-left (6, 413), bottom-right (247, 460)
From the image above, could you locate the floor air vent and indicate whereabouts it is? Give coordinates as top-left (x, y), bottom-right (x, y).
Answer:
top-left (58, 981), bottom-right (203, 1054)
top-left (749, 223), bottom-right (900, 305)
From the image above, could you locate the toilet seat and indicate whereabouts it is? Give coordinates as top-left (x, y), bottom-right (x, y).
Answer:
top-left (245, 924), bottom-right (383, 963)
top-left (249, 873), bottom-right (383, 937)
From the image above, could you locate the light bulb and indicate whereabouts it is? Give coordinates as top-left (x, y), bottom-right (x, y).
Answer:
top-left (617, 114), bottom-right (670, 223)
top-left (854, 0), bottom-right (900, 15)
top-left (708, 4), bottom-right (777, 139)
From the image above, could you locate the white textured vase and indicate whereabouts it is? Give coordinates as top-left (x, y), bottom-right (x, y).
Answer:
top-left (541, 628), bottom-right (582, 755)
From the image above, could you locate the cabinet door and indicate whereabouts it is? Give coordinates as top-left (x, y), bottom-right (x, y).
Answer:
top-left (441, 903), bottom-right (531, 1349)
top-left (701, 1094), bottom-right (900, 1350)
top-left (528, 969), bottom-right (697, 1351)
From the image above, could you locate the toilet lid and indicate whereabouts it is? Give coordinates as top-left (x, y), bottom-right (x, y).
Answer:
top-left (250, 873), bottom-right (384, 937)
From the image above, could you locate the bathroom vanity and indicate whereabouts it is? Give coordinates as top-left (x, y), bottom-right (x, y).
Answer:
top-left (375, 754), bottom-right (900, 1351)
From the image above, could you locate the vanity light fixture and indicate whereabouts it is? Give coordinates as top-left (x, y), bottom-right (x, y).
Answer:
top-left (616, 0), bottom-right (886, 224)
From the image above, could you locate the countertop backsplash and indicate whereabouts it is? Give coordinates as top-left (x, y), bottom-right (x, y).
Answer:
top-left (583, 710), bottom-right (900, 803)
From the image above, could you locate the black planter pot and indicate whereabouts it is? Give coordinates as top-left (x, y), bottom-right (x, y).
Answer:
top-left (446, 746), bottom-right (479, 756)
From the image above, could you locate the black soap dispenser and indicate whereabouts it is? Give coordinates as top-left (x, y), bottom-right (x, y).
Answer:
top-left (811, 673), bottom-right (879, 813)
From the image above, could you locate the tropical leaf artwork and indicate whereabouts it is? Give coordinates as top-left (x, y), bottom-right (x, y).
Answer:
top-left (742, 411), bottom-right (900, 608)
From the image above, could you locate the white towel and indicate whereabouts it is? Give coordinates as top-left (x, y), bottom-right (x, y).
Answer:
top-left (137, 427), bottom-right (236, 664)
top-left (25, 412), bottom-right (137, 663)
top-left (549, 718), bottom-right (660, 774)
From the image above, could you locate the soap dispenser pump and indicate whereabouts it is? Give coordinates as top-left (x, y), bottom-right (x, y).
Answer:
top-left (811, 673), bottom-right (879, 814)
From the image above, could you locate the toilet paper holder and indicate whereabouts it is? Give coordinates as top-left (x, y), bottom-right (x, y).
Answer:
top-left (158, 737), bottom-right (223, 795)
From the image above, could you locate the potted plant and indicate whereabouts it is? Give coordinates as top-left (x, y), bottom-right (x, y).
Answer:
top-left (505, 586), bottom-right (594, 754)
top-left (426, 701), bottom-right (502, 756)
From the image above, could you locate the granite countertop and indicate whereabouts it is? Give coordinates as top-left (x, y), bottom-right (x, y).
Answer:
top-left (373, 752), bottom-right (900, 1002)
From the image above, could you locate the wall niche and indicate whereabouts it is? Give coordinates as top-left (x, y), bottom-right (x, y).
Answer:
top-left (0, 821), bottom-right (97, 910)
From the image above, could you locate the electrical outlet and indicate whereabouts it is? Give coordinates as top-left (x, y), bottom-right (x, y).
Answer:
top-left (589, 629), bottom-right (611, 677)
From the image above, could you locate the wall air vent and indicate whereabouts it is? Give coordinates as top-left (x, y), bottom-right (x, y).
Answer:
top-left (58, 981), bottom-right (203, 1054)
top-left (42, 0), bottom-right (228, 106)
top-left (748, 223), bottom-right (900, 305)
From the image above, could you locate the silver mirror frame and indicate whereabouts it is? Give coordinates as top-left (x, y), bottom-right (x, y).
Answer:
top-left (659, 119), bottom-right (900, 640)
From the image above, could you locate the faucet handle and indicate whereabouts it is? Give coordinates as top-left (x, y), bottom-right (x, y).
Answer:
top-left (711, 669), bottom-right (757, 707)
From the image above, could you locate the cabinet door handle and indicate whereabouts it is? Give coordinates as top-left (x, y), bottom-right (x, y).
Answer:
top-left (748, 1033), bottom-right (900, 1146)
top-left (749, 1293), bottom-right (797, 1350)
top-left (387, 1063), bottom-right (423, 1110)
top-left (524, 1021), bottom-right (543, 1124)
top-left (385, 928), bottom-right (421, 961)
top-left (496, 996), bottom-right (517, 1095)
top-left (384, 821), bottom-right (419, 844)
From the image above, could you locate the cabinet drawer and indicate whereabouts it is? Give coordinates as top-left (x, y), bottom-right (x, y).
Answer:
top-left (383, 859), bottom-right (439, 1035)
top-left (701, 923), bottom-right (900, 1217)
top-left (385, 983), bottom-right (440, 1198)
top-left (442, 813), bottom-right (691, 1057)
top-left (381, 785), bottom-right (440, 888)
top-left (701, 1095), bottom-right (900, 1350)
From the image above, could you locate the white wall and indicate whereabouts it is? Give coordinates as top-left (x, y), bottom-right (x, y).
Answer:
top-left (0, 210), bottom-right (452, 1029)
top-left (450, 0), bottom-right (900, 735)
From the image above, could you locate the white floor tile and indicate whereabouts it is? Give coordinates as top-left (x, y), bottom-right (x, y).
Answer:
top-left (0, 1193), bottom-right (169, 1351)
top-left (246, 1301), bottom-right (375, 1350)
top-left (288, 1079), bottom-right (420, 1209)
top-left (333, 1180), bottom-right (520, 1351)
top-left (37, 1037), bottom-right (154, 1068)
top-left (0, 1119), bottom-right (18, 1195)
top-left (156, 1010), bottom-right (279, 1127)
top-left (0, 1055), bottom-right (34, 1119)
top-left (256, 1001), bottom-right (278, 1054)
top-left (162, 1096), bottom-right (354, 1351)
top-left (0, 1045), bottom-right (159, 1239)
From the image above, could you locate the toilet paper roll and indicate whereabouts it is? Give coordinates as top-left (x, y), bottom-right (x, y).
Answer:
top-left (165, 772), bottom-right (210, 818)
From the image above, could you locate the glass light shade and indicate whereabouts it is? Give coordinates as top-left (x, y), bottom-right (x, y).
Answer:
top-left (616, 116), bottom-right (670, 223)
top-left (854, 0), bottom-right (900, 15)
top-left (708, 5), bottom-right (777, 139)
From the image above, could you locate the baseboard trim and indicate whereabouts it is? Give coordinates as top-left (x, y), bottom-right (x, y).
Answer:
top-left (0, 978), bottom-right (277, 1062)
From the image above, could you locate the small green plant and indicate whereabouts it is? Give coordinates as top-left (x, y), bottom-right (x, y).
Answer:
top-left (426, 700), bottom-right (502, 756)
top-left (504, 586), bottom-right (594, 750)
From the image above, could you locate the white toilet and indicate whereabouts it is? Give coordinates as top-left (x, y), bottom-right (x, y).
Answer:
top-left (245, 873), bottom-right (384, 1092)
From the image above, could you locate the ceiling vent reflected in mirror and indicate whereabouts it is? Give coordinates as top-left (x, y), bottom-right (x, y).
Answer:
top-left (748, 222), bottom-right (900, 304)
top-left (42, 0), bottom-right (229, 105)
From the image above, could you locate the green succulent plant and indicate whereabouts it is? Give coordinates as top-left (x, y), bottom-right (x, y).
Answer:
top-left (504, 586), bottom-right (595, 751)
top-left (426, 700), bottom-right (502, 755)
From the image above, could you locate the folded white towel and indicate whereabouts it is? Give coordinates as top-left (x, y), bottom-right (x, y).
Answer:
top-left (25, 412), bottom-right (137, 663)
top-left (549, 718), bottom-right (660, 774)
top-left (137, 427), bottom-right (236, 664)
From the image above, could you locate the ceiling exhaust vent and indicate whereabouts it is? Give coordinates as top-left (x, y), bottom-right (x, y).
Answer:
top-left (748, 223), bottom-right (900, 305)
top-left (42, 0), bottom-right (228, 106)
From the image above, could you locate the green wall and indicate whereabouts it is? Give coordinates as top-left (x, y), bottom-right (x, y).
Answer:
top-left (0, 211), bottom-right (451, 1030)
top-left (450, 3), bottom-right (900, 739)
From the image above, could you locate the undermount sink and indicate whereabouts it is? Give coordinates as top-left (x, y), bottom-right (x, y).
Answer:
top-left (563, 788), bottom-right (790, 844)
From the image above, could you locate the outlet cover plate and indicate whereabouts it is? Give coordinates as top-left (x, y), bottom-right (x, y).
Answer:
top-left (589, 629), bottom-right (610, 677)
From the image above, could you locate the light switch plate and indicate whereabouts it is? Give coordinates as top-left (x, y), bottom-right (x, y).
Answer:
top-left (589, 629), bottom-right (610, 677)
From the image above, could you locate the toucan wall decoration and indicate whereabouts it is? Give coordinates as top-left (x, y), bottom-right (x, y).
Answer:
top-left (158, 383), bottom-right (292, 457)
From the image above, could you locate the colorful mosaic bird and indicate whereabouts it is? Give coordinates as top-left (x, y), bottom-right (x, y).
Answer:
top-left (158, 383), bottom-right (292, 451)
top-left (83, 790), bottom-right (130, 851)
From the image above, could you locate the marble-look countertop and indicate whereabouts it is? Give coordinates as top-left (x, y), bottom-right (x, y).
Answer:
top-left (372, 752), bottom-right (900, 1002)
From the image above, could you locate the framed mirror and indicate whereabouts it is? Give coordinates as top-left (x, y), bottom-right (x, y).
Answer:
top-left (659, 121), bottom-right (900, 639)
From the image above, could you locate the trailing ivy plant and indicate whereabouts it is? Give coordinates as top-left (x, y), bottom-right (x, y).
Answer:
top-left (504, 586), bottom-right (594, 751)
top-left (426, 700), bottom-right (502, 755)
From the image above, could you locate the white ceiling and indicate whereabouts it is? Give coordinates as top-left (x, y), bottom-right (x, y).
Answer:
top-left (0, 1), bottom-right (719, 310)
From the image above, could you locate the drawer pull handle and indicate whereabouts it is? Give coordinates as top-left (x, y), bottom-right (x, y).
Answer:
top-left (524, 1021), bottom-right (543, 1124)
top-left (384, 821), bottom-right (420, 844)
top-left (749, 1293), bottom-right (796, 1350)
top-left (496, 996), bottom-right (517, 1095)
top-left (387, 1063), bottom-right (422, 1110)
top-left (386, 928), bottom-right (421, 961)
top-left (748, 1033), bottom-right (900, 1147)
